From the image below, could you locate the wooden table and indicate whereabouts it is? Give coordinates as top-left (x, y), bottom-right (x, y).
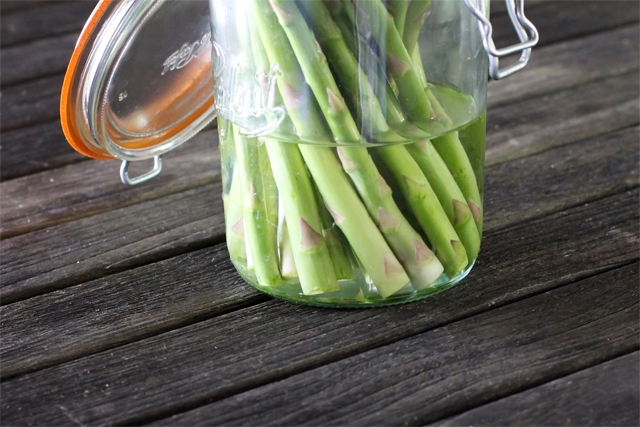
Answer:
top-left (1, 1), bottom-right (638, 425)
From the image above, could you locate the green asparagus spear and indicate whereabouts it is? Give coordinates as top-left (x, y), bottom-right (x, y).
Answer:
top-left (220, 123), bottom-right (247, 264)
top-left (233, 125), bottom-right (282, 286)
top-left (353, 0), bottom-right (433, 128)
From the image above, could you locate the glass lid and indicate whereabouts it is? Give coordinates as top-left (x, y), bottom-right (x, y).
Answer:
top-left (61, 0), bottom-right (216, 162)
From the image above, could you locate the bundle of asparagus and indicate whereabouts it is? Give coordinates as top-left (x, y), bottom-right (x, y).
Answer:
top-left (220, 0), bottom-right (485, 304)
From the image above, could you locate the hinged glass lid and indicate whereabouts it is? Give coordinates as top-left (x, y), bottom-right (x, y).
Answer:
top-left (61, 0), bottom-right (216, 183)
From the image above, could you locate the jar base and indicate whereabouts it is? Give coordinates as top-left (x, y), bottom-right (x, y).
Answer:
top-left (233, 261), bottom-right (475, 309)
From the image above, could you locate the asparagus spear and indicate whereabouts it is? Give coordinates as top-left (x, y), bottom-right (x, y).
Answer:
top-left (432, 132), bottom-right (484, 236)
top-left (278, 215), bottom-right (298, 282)
top-left (220, 124), bottom-right (247, 264)
top-left (233, 125), bottom-right (282, 287)
top-left (403, 0), bottom-right (432, 56)
top-left (353, 0), bottom-right (433, 128)
top-left (386, 0), bottom-right (410, 36)
top-left (254, 0), bottom-right (412, 296)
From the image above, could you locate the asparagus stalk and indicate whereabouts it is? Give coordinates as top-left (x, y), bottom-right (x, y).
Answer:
top-left (299, 0), bottom-right (466, 276)
top-left (286, 0), bottom-right (449, 283)
top-left (431, 132), bottom-right (484, 236)
top-left (312, 180), bottom-right (356, 281)
top-left (386, 0), bottom-right (410, 36)
top-left (254, 0), bottom-right (412, 297)
top-left (221, 128), bottom-right (247, 264)
top-left (402, 0), bottom-right (432, 56)
top-left (233, 125), bottom-right (282, 286)
top-left (353, 0), bottom-right (433, 128)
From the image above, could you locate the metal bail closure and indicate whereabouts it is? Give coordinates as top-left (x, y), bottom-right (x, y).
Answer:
top-left (120, 156), bottom-right (163, 186)
top-left (464, 0), bottom-right (539, 80)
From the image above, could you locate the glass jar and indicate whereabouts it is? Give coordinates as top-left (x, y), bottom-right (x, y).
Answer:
top-left (209, 0), bottom-right (521, 307)
top-left (61, 0), bottom-right (537, 308)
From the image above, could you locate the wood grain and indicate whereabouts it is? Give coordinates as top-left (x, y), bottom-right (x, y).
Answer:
top-left (488, 24), bottom-right (639, 108)
top-left (1, 190), bottom-right (637, 425)
top-left (492, 1), bottom-right (639, 49)
top-left (0, 121), bottom-right (86, 181)
top-left (0, 128), bottom-right (218, 239)
top-left (486, 71), bottom-right (639, 166)
top-left (0, 74), bottom-right (64, 131)
top-left (2, 126), bottom-right (636, 373)
top-left (484, 125), bottom-right (639, 230)
top-left (155, 263), bottom-right (638, 426)
top-left (0, 1), bottom-right (59, 14)
top-left (436, 351), bottom-right (640, 426)
top-left (0, 183), bottom-right (224, 304)
top-left (0, 32), bottom-right (79, 87)
top-left (2, 123), bottom-right (636, 307)
top-left (0, 0), bottom-right (96, 48)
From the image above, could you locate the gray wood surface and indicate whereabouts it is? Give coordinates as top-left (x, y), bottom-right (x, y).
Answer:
top-left (437, 351), bottom-right (640, 426)
top-left (150, 263), bottom-right (638, 426)
top-left (0, 128), bottom-right (218, 239)
top-left (2, 190), bottom-right (637, 425)
top-left (0, 1), bottom-right (638, 426)
top-left (0, 1), bottom-right (97, 47)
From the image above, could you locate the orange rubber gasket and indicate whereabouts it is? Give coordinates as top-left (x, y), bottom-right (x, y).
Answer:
top-left (60, 0), bottom-right (114, 160)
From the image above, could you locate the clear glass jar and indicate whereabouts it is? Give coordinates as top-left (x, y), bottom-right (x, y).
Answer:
top-left (212, 0), bottom-right (489, 307)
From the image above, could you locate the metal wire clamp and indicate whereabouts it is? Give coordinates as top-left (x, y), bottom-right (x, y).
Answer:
top-left (120, 156), bottom-right (163, 186)
top-left (465, 0), bottom-right (540, 80)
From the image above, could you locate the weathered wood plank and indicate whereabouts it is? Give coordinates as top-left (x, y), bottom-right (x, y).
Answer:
top-left (0, 74), bottom-right (64, 131)
top-left (0, 1), bottom-right (57, 14)
top-left (0, 128), bottom-right (218, 239)
top-left (0, 183), bottom-right (224, 304)
top-left (484, 125), bottom-right (639, 230)
top-left (436, 351), bottom-right (640, 427)
top-left (0, 32), bottom-right (78, 87)
top-left (0, 121), bottom-right (86, 181)
top-left (1, 190), bottom-right (637, 425)
top-left (487, 71), bottom-right (639, 166)
top-left (0, 1), bottom-right (96, 48)
top-left (488, 24), bottom-right (639, 108)
top-left (492, 1), bottom-right (638, 49)
top-left (2, 123), bottom-right (636, 307)
top-left (154, 263), bottom-right (638, 426)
